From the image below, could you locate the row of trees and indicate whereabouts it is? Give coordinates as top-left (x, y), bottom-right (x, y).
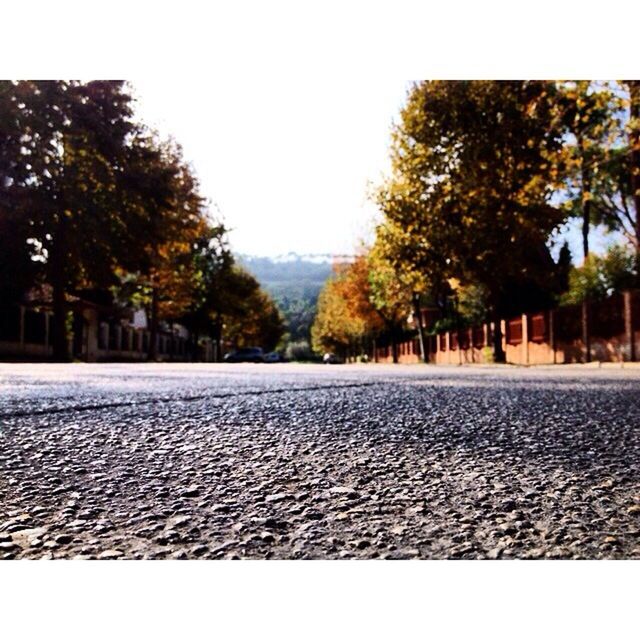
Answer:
top-left (312, 81), bottom-right (640, 362)
top-left (0, 81), bottom-right (284, 360)
top-left (311, 246), bottom-right (414, 362)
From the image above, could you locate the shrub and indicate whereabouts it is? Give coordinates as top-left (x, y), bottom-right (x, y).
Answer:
top-left (285, 340), bottom-right (315, 361)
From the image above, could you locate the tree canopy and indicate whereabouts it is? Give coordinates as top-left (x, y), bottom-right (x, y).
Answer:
top-left (0, 80), bottom-right (281, 360)
top-left (366, 80), bottom-right (639, 361)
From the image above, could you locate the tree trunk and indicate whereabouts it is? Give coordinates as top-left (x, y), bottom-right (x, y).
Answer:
top-left (51, 278), bottom-right (69, 361)
top-left (581, 171), bottom-right (592, 260)
top-left (192, 330), bottom-right (199, 362)
top-left (580, 140), bottom-right (593, 358)
top-left (214, 313), bottom-right (223, 362)
top-left (492, 311), bottom-right (505, 363)
top-left (582, 298), bottom-right (591, 363)
top-left (582, 203), bottom-right (590, 259)
top-left (148, 285), bottom-right (159, 361)
top-left (50, 212), bottom-right (70, 361)
top-left (412, 292), bottom-right (428, 363)
top-left (391, 327), bottom-right (399, 364)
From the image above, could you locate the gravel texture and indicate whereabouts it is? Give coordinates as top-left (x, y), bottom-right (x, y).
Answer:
top-left (1, 362), bottom-right (640, 559)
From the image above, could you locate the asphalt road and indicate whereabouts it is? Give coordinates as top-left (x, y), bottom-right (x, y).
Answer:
top-left (1, 362), bottom-right (640, 559)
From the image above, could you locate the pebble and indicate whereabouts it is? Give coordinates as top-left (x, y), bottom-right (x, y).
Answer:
top-left (98, 549), bottom-right (124, 559)
top-left (182, 485), bottom-right (200, 498)
top-left (191, 544), bottom-right (209, 557)
top-left (168, 515), bottom-right (191, 528)
top-left (265, 493), bottom-right (288, 503)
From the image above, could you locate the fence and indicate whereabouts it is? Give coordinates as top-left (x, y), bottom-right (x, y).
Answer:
top-left (374, 290), bottom-right (640, 365)
top-left (0, 304), bottom-right (208, 362)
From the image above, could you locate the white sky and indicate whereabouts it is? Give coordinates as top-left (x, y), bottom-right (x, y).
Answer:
top-left (131, 75), bottom-right (624, 262)
top-left (131, 77), bottom-right (410, 257)
top-left (5, 0), bottom-right (638, 261)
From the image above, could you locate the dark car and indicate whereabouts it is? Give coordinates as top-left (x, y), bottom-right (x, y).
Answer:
top-left (223, 347), bottom-right (264, 363)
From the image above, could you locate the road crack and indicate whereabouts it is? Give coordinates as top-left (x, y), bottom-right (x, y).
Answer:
top-left (0, 382), bottom-right (380, 419)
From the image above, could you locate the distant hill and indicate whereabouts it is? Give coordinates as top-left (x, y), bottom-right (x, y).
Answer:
top-left (238, 254), bottom-right (345, 344)
top-left (238, 253), bottom-right (339, 282)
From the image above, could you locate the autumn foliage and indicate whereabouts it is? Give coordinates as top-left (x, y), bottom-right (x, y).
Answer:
top-left (0, 81), bottom-right (284, 360)
top-left (312, 80), bottom-right (640, 363)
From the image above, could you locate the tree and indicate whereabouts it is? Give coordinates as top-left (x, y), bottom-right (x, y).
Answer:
top-left (556, 81), bottom-right (623, 259)
top-left (118, 134), bottom-right (209, 359)
top-left (311, 263), bottom-right (371, 358)
top-left (178, 223), bottom-right (233, 359)
top-left (224, 285), bottom-right (285, 352)
top-left (311, 255), bottom-right (386, 359)
top-left (0, 198), bottom-right (41, 307)
top-left (311, 249), bottom-right (412, 363)
top-left (561, 244), bottom-right (637, 306)
top-left (215, 266), bottom-right (285, 353)
top-left (0, 81), bottom-right (139, 359)
top-left (0, 84), bottom-right (43, 304)
top-left (588, 82), bottom-right (640, 282)
top-left (1, 80), bottom-right (252, 363)
top-left (555, 81), bottom-right (624, 361)
top-left (375, 81), bottom-right (566, 361)
top-left (373, 219), bottom-right (449, 362)
top-left (366, 241), bottom-right (413, 363)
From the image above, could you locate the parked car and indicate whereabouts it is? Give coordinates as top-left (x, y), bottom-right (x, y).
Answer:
top-left (322, 352), bottom-right (343, 364)
top-left (264, 351), bottom-right (286, 363)
top-left (223, 347), bottom-right (264, 363)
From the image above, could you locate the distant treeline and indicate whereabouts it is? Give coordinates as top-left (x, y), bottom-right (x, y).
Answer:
top-left (239, 255), bottom-right (333, 352)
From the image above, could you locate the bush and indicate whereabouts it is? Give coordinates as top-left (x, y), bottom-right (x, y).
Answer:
top-left (285, 340), bottom-right (315, 361)
top-left (482, 346), bottom-right (495, 363)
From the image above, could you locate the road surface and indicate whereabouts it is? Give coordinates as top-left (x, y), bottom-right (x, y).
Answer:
top-left (1, 362), bottom-right (639, 559)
